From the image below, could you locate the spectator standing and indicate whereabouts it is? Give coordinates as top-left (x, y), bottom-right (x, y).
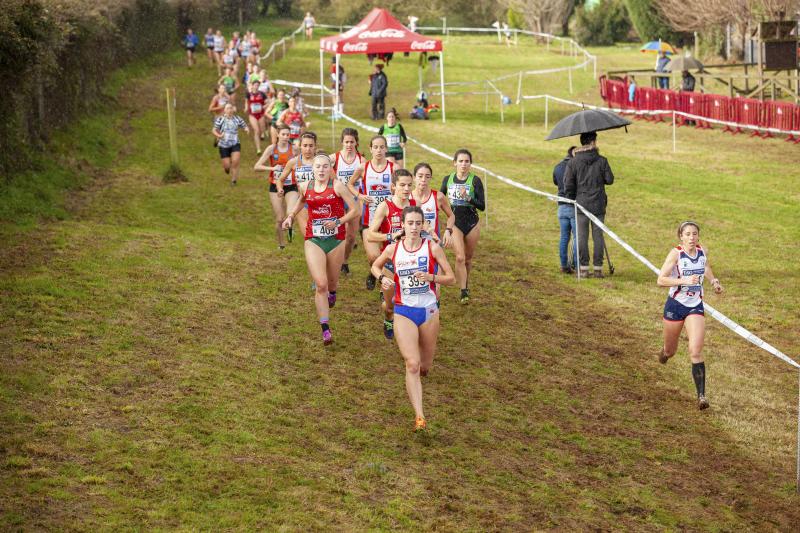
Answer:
top-left (407, 15), bottom-right (419, 33)
top-left (681, 70), bottom-right (697, 125)
top-left (369, 64), bottom-right (388, 120)
top-left (563, 132), bottom-right (615, 278)
top-left (553, 146), bottom-right (577, 274)
top-left (627, 76), bottom-right (636, 106)
top-left (656, 51), bottom-right (670, 89)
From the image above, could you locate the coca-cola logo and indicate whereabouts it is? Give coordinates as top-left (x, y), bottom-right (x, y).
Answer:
top-left (314, 205), bottom-right (332, 218)
top-left (358, 29), bottom-right (405, 39)
top-left (343, 42), bottom-right (368, 52)
top-left (411, 40), bottom-right (438, 51)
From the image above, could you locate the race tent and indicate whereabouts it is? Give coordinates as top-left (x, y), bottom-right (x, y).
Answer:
top-left (319, 8), bottom-right (447, 122)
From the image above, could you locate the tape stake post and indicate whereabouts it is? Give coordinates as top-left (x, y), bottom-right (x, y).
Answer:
top-left (544, 95), bottom-right (549, 131)
top-left (672, 110), bottom-right (677, 153)
top-left (483, 171), bottom-right (489, 232)
top-left (797, 371), bottom-right (800, 493)
top-left (574, 202), bottom-right (580, 279)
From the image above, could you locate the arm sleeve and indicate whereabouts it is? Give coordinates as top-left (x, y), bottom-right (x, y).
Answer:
top-left (564, 162), bottom-right (576, 199)
top-left (439, 176), bottom-right (449, 195)
top-left (603, 160), bottom-right (614, 185)
top-left (398, 124), bottom-right (407, 142)
top-left (470, 177), bottom-right (486, 211)
top-left (377, 125), bottom-right (384, 135)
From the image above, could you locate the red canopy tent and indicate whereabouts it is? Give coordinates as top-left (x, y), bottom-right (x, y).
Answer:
top-left (319, 8), bottom-right (447, 122)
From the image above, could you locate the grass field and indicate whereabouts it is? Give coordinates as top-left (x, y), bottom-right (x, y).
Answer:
top-left (2, 18), bottom-right (800, 530)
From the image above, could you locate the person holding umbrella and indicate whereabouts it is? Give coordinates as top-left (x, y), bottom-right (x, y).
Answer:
top-left (563, 132), bottom-right (614, 278)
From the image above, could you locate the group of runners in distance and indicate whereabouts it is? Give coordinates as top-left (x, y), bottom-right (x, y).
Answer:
top-left (190, 20), bottom-right (725, 430)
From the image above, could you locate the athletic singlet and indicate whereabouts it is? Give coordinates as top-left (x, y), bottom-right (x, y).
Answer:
top-left (258, 80), bottom-right (271, 95)
top-left (445, 172), bottom-right (476, 208)
top-left (282, 110), bottom-right (303, 138)
top-left (305, 182), bottom-right (345, 240)
top-left (292, 157), bottom-right (314, 184)
top-left (223, 52), bottom-right (234, 65)
top-left (360, 160), bottom-right (394, 226)
top-left (333, 151), bottom-right (362, 185)
top-left (269, 144), bottom-right (293, 185)
top-left (392, 240), bottom-right (438, 307)
top-left (251, 39), bottom-right (260, 54)
top-left (414, 190), bottom-right (440, 237)
top-left (240, 39), bottom-right (251, 57)
top-left (270, 101), bottom-right (288, 120)
top-left (222, 76), bottom-right (235, 94)
top-left (668, 245), bottom-right (706, 308)
top-left (213, 35), bottom-right (224, 52)
top-left (381, 123), bottom-right (403, 153)
top-left (248, 92), bottom-right (266, 116)
top-left (205, 34), bottom-right (215, 47)
top-left (382, 199), bottom-right (416, 251)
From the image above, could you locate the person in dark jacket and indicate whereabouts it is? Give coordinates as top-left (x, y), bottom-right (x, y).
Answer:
top-left (553, 146), bottom-right (576, 274)
top-left (369, 64), bottom-right (388, 120)
top-left (563, 131), bottom-right (615, 278)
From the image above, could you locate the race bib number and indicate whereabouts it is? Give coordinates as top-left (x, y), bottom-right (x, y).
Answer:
top-left (338, 171), bottom-right (353, 185)
top-left (368, 190), bottom-right (391, 218)
top-left (250, 103), bottom-right (262, 113)
top-left (290, 121), bottom-right (302, 135)
top-left (224, 55), bottom-right (233, 64)
top-left (312, 218), bottom-right (337, 237)
top-left (386, 133), bottom-right (401, 149)
top-left (222, 131), bottom-right (237, 145)
top-left (398, 268), bottom-right (429, 295)
top-left (448, 184), bottom-right (471, 206)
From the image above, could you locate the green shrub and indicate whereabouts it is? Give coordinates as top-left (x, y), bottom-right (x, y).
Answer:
top-left (575, 0), bottom-right (632, 46)
top-left (623, 0), bottom-right (684, 44)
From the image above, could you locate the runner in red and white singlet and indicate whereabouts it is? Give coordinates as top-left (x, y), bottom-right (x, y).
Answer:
top-left (411, 162), bottom-right (455, 246)
top-left (246, 80), bottom-right (268, 154)
top-left (370, 206), bottom-right (456, 432)
top-left (282, 153), bottom-right (359, 346)
top-left (278, 95), bottom-right (305, 142)
top-left (347, 135), bottom-right (394, 291)
top-left (367, 169), bottom-right (415, 340)
top-left (333, 127), bottom-right (363, 276)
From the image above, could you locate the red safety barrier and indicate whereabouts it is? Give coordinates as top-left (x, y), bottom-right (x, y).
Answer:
top-left (794, 107), bottom-right (800, 143)
top-left (688, 93), bottom-right (711, 129)
top-left (655, 89), bottom-right (677, 122)
top-left (765, 101), bottom-right (796, 142)
top-left (637, 87), bottom-right (660, 121)
top-left (599, 75), bottom-right (608, 101)
top-left (736, 98), bottom-right (766, 137)
top-left (606, 80), bottom-right (627, 110)
top-left (705, 94), bottom-right (737, 134)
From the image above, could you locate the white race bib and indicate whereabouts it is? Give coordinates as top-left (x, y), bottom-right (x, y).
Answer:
top-left (312, 218), bottom-right (336, 237)
top-left (386, 133), bottom-right (401, 149)
top-left (398, 268), bottom-right (429, 295)
top-left (250, 103), bottom-right (262, 113)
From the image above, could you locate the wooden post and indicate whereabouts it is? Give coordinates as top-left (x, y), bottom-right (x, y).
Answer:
top-left (166, 88), bottom-right (179, 166)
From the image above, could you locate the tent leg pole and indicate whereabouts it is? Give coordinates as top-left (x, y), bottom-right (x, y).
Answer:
top-left (439, 50), bottom-right (446, 123)
top-left (335, 53), bottom-right (340, 115)
top-left (319, 50), bottom-right (324, 110)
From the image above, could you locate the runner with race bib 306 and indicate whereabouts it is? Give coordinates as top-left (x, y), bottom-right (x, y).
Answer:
top-left (254, 124), bottom-right (297, 249)
top-left (371, 205), bottom-right (456, 432)
top-left (282, 153), bottom-right (359, 346)
top-left (366, 169), bottom-right (416, 340)
top-left (333, 127), bottom-right (363, 276)
top-left (440, 148), bottom-right (485, 305)
top-left (347, 135), bottom-right (394, 291)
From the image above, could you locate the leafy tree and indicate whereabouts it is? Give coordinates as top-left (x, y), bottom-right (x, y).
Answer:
top-left (575, 0), bottom-right (632, 45)
top-left (623, 0), bottom-right (683, 43)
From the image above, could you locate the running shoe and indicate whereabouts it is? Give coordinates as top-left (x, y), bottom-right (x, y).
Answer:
top-left (658, 348), bottom-right (669, 364)
top-left (383, 319), bottom-right (394, 340)
top-left (328, 292), bottom-right (337, 308)
top-left (366, 273), bottom-right (377, 291)
top-left (460, 289), bottom-right (470, 305)
top-left (279, 245), bottom-right (285, 251)
top-left (593, 269), bottom-right (605, 279)
top-left (287, 227), bottom-right (293, 243)
top-left (322, 329), bottom-right (333, 346)
top-left (256, 149), bottom-right (262, 155)
top-left (414, 417), bottom-right (427, 432)
top-left (698, 395), bottom-right (709, 410)
top-left (340, 263), bottom-right (350, 275)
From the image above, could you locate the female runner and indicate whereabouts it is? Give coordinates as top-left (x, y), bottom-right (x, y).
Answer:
top-left (267, 89), bottom-right (289, 145)
top-left (278, 95), bottom-right (306, 146)
top-left (208, 84), bottom-right (230, 116)
top-left (377, 108), bottom-right (407, 169)
top-left (212, 103), bottom-right (249, 185)
top-left (332, 127), bottom-right (363, 275)
top-left (254, 124), bottom-right (297, 248)
top-left (245, 80), bottom-right (268, 154)
top-left (657, 221), bottom-right (723, 410)
top-left (213, 30), bottom-right (225, 75)
top-left (367, 169), bottom-right (415, 340)
top-left (411, 162), bottom-right (455, 246)
top-left (439, 149), bottom-right (485, 305)
top-left (282, 153), bottom-right (359, 345)
top-left (277, 131), bottom-right (317, 241)
top-left (371, 206), bottom-right (456, 431)
top-left (347, 135), bottom-right (394, 291)
top-left (204, 28), bottom-right (215, 66)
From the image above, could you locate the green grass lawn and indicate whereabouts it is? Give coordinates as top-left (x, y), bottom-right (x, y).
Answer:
top-left (2, 18), bottom-right (799, 530)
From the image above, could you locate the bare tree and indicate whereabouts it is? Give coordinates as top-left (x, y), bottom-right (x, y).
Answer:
top-left (499, 0), bottom-right (574, 35)
top-left (659, 0), bottom-right (799, 33)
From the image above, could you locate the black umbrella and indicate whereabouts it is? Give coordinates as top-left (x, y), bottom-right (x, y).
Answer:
top-left (545, 108), bottom-right (632, 141)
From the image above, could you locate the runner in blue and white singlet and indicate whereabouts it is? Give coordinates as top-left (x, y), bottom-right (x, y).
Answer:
top-left (333, 128), bottom-right (363, 276)
top-left (411, 162), bottom-right (455, 245)
top-left (657, 221), bottom-right (723, 411)
top-left (277, 132), bottom-right (318, 243)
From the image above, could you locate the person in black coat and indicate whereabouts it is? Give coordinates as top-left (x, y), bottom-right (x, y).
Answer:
top-left (563, 132), bottom-right (615, 278)
top-left (369, 64), bottom-right (388, 120)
